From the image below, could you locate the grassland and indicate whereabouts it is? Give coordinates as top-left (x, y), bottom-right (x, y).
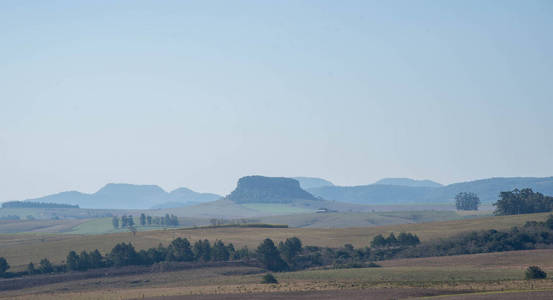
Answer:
top-left (3, 249), bottom-right (553, 300)
top-left (0, 208), bottom-right (483, 235)
top-left (0, 212), bottom-right (549, 271)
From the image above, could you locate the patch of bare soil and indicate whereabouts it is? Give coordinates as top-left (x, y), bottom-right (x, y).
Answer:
top-left (140, 288), bottom-right (458, 300)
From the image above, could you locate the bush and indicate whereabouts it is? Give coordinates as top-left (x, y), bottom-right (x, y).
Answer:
top-left (0, 257), bottom-right (9, 274)
top-left (261, 273), bottom-right (278, 284)
top-left (525, 265), bottom-right (547, 279)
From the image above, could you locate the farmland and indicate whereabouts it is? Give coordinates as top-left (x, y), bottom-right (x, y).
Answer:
top-left (0, 212), bottom-right (549, 271)
top-left (3, 249), bottom-right (553, 299)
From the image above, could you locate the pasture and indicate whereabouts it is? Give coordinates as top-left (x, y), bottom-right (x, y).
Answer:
top-left (3, 249), bottom-right (553, 300)
top-left (0, 212), bottom-right (549, 271)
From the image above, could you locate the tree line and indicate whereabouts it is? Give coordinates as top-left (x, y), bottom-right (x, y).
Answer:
top-left (1, 201), bottom-right (79, 209)
top-left (494, 188), bottom-right (553, 215)
top-left (112, 213), bottom-right (179, 229)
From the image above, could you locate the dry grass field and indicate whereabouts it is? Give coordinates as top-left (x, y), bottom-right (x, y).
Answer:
top-left (1, 212), bottom-right (549, 271)
top-left (3, 249), bottom-right (553, 300)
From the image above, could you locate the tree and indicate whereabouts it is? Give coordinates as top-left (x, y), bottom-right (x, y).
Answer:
top-left (525, 265), bottom-right (547, 279)
top-left (0, 257), bottom-right (9, 274)
top-left (66, 251), bottom-right (80, 271)
top-left (39, 258), bottom-right (53, 273)
top-left (494, 189), bottom-right (553, 215)
top-left (256, 238), bottom-right (288, 272)
top-left (89, 249), bottom-right (103, 268)
top-left (121, 215), bottom-right (128, 227)
top-left (109, 243), bottom-right (138, 267)
top-left (193, 239), bottom-right (212, 261)
top-left (166, 238), bottom-right (194, 262)
top-left (212, 240), bottom-right (230, 261)
top-left (370, 234), bottom-right (387, 248)
top-left (112, 216), bottom-right (119, 229)
top-left (140, 213), bottom-right (146, 226)
top-left (261, 273), bottom-right (278, 284)
top-left (278, 237), bottom-right (302, 264)
top-left (27, 262), bottom-right (36, 274)
top-left (147, 215), bottom-right (152, 225)
top-left (398, 232), bottom-right (420, 247)
top-left (455, 192), bottom-right (481, 211)
top-left (78, 250), bottom-right (90, 270)
top-left (127, 216), bottom-right (135, 227)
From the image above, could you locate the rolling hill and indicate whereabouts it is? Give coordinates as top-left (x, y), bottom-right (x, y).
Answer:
top-left (293, 177), bottom-right (334, 189)
top-left (21, 183), bottom-right (221, 210)
top-left (374, 178), bottom-right (443, 187)
top-left (308, 176), bottom-right (553, 205)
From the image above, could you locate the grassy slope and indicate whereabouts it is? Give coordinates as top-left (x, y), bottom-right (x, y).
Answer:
top-left (0, 212), bottom-right (549, 271)
top-left (4, 250), bottom-right (553, 300)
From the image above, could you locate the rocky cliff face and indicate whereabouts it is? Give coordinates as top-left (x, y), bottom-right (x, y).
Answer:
top-left (227, 176), bottom-right (317, 203)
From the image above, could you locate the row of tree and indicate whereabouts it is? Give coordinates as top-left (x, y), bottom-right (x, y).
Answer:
top-left (112, 214), bottom-right (179, 229)
top-left (370, 232), bottom-right (420, 248)
top-left (1, 201), bottom-right (79, 209)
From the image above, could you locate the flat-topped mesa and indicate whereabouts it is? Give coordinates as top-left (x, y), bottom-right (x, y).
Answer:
top-left (227, 176), bottom-right (317, 204)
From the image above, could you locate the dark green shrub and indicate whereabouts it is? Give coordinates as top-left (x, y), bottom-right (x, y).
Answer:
top-left (525, 265), bottom-right (547, 279)
top-left (261, 273), bottom-right (278, 284)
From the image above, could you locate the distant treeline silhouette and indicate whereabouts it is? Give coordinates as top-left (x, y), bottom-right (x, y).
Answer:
top-left (1, 201), bottom-right (79, 209)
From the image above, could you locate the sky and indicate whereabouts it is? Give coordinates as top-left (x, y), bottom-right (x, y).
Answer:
top-left (1, 1), bottom-right (552, 201)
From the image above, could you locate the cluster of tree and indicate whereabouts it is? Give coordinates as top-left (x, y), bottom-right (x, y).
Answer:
top-left (370, 232), bottom-right (420, 248)
top-left (0, 257), bottom-right (8, 276)
top-left (455, 192), bottom-right (480, 211)
top-left (398, 215), bottom-right (553, 259)
top-left (494, 188), bottom-right (553, 215)
top-left (112, 214), bottom-right (179, 229)
top-left (66, 250), bottom-right (105, 271)
top-left (1, 201), bottom-right (79, 209)
top-left (26, 258), bottom-right (58, 274)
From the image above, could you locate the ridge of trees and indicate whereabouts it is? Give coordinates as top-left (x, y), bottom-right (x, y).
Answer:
top-left (1, 201), bottom-right (79, 209)
top-left (455, 192), bottom-right (480, 211)
top-left (112, 214), bottom-right (179, 229)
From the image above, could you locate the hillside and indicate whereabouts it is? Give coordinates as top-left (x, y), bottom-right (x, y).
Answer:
top-left (227, 176), bottom-right (317, 204)
top-left (374, 178), bottom-right (443, 187)
top-left (308, 176), bottom-right (553, 205)
top-left (21, 183), bottom-right (221, 210)
top-left (293, 177), bottom-right (334, 189)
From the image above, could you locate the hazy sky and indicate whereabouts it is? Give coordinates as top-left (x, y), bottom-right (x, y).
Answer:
top-left (1, 1), bottom-right (552, 201)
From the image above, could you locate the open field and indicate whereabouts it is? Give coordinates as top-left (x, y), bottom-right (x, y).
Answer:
top-left (3, 249), bottom-right (553, 299)
top-left (0, 208), bottom-right (488, 234)
top-left (0, 219), bottom-right (88, 234)
top-left (0, 212), bottom-right (550, 271)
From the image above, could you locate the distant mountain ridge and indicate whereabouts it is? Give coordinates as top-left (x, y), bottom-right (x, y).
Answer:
top-left (293, 177), bottom-right (334, 189)
top-left (374, 178), bottom-right (442, 188)
top-left (307, 176), bottom-right (553, 205)
top-left (21, 183), bottom-right (221, 209)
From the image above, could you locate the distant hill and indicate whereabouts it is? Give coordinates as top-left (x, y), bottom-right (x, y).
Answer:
top-left (307, 177), bottom-right (553, 205)
top-left (374, 178), bottom-right (442, 188)
top-left (21, 183), bottom-right (222, 209)
top-left (227, 176), bottom-right (317, 204)
top-left (293, 177), bottom-right (334, 189)
top-left (152, 188), bottom-right (221, 209)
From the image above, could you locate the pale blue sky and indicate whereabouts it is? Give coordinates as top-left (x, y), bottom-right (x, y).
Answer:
top-left (1, 1), bottom-right (552, 201)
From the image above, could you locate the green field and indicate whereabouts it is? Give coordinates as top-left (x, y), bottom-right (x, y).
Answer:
top-left (240, 203), bottom-right (315, 214)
